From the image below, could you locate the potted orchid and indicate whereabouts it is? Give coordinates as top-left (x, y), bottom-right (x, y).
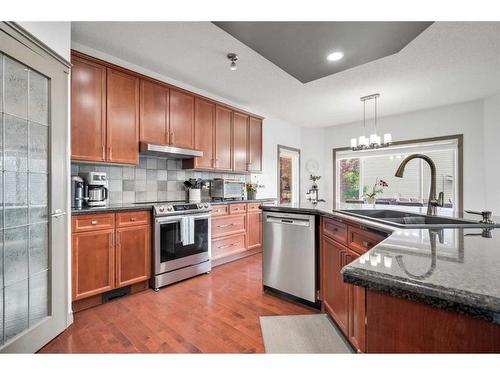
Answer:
top-left (363, 178), bottom-right (389, 205)
top-left (246, 182), bottom-right (265, 200)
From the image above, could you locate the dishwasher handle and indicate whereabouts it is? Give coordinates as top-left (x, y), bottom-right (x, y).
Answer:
top-left (265, 215), bottom-right (311, 227)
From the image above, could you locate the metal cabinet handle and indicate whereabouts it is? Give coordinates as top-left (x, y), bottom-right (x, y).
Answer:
top-left (218, 224), bottom-right (234, 228)
top-left (170, 132), bottom-right (175, 144)
top-left (91, 220), bottom-right (98, 225)
top-left (218, 242), bottom-right (240, 249)
top-left (102, 145), bottom-right (105, 160)
top-left (362, 240), bottom-right (372, 248)
top-left (51, 209), bottom-right (66, 219)
top-left (130, 217), bottom-right (137, 221)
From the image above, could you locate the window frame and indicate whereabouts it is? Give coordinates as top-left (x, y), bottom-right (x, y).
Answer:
top-left (332, 134), bottom-right (463, 211)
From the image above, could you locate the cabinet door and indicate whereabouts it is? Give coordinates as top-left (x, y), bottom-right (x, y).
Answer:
top-left (115, 225), bottom-right (151, 288)
top-left (140, 79), bottom-right (169, 144)
top-left (248, 117), bottom-right (263, 172)
top-left (321, 236), bottom-right (349, 335)
top-left (347, 251), bottom-right (366, 353)
top-left (233, 111), bottom-right (249, 172)
top-left (214, 105), bottom-right (232, 171)
top-left (71, 55), bottom-right (106, 162)
top-left (169, 89), bottom-right (194, 149)
top-left (72, 229), bottom-right (114, 301)
top-left (193, 98), bottom-right (215, 169)
top-left (246, 210), bottom-right (262, 250)
top-left (106, 68), bottom-right (139, 164)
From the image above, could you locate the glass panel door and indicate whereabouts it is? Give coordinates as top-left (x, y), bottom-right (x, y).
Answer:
top-left (1, 52), bottom-right (50, 345)
top-left (0, 23), bottom-right (68, 353)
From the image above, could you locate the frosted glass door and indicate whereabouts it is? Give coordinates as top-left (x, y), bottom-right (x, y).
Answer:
top-left (0, 53), bottom-right (50, 345)
top-left (0, 23), bottom-right (68, 354)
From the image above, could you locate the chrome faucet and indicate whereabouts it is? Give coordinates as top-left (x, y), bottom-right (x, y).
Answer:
top-left (395, 154), bottom-right (444, 216)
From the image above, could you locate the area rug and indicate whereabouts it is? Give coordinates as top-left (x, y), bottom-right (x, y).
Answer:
top-left (259, 314), bottom-right (354, 353)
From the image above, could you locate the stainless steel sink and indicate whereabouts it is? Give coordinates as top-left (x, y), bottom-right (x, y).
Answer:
top-left (339, 209), bottom-right (500, 228)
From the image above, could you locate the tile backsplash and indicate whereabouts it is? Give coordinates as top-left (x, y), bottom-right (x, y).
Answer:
top-left (71, 156), bottom-right (249, 204)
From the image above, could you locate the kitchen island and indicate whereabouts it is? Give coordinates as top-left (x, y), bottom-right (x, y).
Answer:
top-left (261, 201), bottom-right (500, 353)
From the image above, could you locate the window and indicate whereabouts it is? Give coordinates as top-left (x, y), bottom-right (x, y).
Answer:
top-left (278, 145), bottom-right (300, 204)
top-left (335, 138), bottom-right (460, 210)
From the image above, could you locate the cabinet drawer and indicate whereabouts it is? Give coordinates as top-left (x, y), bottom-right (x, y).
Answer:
top-left (212, 214), bottom-right (246, 238)
top-left (229, 203), bottom-right (246, 215)
top-left (348, 226), bottom-right (386, 255)
top-left (72, 213), bottom-right (115, 233)
top-left (211, 205), bottom-right (229, 217)
top-left (323, 217), bottom-right (348, 245)
top-left (116, 210), bottom-right (151, 228)
top-left (247, 202), bottom-right (261, 211)
top-left (212, 233), bottom-right (246, 260)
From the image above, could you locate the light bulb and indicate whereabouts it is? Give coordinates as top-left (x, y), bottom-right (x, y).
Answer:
top-left (230, 61), bottom-right (237, 71)
top-left (383, 133), bottom-right (392, 144)
top-left (350, 138), bottom-right (357, 148)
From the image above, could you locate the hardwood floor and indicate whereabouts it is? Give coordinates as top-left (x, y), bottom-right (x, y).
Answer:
top-left (39, 253), bottom-right (317, 353)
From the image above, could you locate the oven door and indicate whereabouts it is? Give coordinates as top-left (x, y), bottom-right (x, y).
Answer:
top-left (154, 213), bottom-right (211, 274)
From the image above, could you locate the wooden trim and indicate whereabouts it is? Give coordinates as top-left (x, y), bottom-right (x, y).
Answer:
top-left (332, 134), bottom-right (464, 211)
top-left (277, 144), bottom-right (301, 204)
top-left (212, 248), bottom-right (262, 268)
top-left (71, 49), bottom-right (264, 120)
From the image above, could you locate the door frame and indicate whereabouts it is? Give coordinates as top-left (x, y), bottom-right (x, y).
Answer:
top-left (0, 22), bottom-right (70, 353)
top-left (277, 145), bottom-right (301, 204)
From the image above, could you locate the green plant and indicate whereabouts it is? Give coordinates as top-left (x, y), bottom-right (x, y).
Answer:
top-left (246, 182), bottom-right (264, 193)
top-left (363, 178), bottom-right (389, 199)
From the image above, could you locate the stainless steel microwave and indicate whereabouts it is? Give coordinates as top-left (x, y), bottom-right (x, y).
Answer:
top-left (211, 179), bottom-right (246, 200)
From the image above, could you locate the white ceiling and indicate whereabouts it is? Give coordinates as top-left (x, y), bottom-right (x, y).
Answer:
top-left (71, 21), bottom-right (500, 128)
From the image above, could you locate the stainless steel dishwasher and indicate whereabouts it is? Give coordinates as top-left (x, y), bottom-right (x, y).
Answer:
top-left (262, 210), bottom-right (318, 305)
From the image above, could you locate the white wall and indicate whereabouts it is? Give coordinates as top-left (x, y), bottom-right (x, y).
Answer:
top-left (16, 22), bottom-right (71, 62)
top-left (323, 99), bottom-right (493, 212)
top-left (252, 117), bottom-right (302, 199)
top-left (483, 93), bottom-right (500, 214)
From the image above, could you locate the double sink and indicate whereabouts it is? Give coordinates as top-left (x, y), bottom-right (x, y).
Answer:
top-left (339, 209), bottom-right (499, 228)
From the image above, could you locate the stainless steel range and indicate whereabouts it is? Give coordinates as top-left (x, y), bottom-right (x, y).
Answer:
top-left (151, 201), bottom-right (211, 290)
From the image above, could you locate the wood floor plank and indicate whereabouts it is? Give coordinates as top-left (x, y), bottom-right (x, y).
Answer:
top-left (39, 254), bottom-right (317, 353)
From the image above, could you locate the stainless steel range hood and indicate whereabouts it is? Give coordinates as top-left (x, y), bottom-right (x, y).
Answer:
top-left (139, 142), bottom-right (203, 159)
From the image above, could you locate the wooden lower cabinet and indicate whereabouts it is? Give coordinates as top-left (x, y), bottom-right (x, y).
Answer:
top-left (212, 201), bottom-right (274, 267)
top-left (321, 216), bottom-right (386, 353)
top-left (321, 235), bottom-right (349, 335)
top-left (72, 229), bottom-right (115, 301)
top-left (116, 225), bottom-right (151, 288)
top-left (246, 210), bottom-right (262, 250)
top-left (348, 251), bottom-right (366, 353)
top-left (72, 211), bottom-right (151, 310)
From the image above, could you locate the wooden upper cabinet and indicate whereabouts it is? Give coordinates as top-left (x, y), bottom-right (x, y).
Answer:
top-left (139, 79), bottom-right (169, 145)
top-left (232, 111), bottom-right (249, 173)
top-left (71, 56), bottom-right (106, 162)
top-left (214, 105), bottom-right (233, 171)
top-left (190, 98), bottom-right (215, 169)
top-left (169, 89), bottom-right (194, 149)
top-left (248, 117), bottom-right (263, 173)
top-left (106, 68), bottom-right (139, 164)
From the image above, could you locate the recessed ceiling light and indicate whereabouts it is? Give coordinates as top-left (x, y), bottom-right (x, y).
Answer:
top-left (327, 51), bottom-right (344, 62)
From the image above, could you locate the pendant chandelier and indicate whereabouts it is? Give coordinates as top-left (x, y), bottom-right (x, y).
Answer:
top-left (350, 93), bottom-right (392, 151)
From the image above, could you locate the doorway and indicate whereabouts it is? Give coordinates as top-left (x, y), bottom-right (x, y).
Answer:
top-left (277, 145), bottom-right (300, 204)
top-left (0, 22), bottom-right (69, 353)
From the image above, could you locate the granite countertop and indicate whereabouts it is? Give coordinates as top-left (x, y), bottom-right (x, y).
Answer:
top-left (261, 201), bottom-right (500, 323)
top-left (72, 198), bottom-right (277, 215)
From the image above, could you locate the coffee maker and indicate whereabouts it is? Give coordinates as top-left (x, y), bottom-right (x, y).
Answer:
top-left (81, 172), bottom-right (109, 207)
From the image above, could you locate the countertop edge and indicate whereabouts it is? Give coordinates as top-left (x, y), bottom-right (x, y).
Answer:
top-left (261, 203), bottom-right (500, 324)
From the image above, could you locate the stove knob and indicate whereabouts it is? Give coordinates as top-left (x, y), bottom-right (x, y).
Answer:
top-left (166, 206), bottom-right (173, 211)
top-left (158, 206), bottom-right (165, 212)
